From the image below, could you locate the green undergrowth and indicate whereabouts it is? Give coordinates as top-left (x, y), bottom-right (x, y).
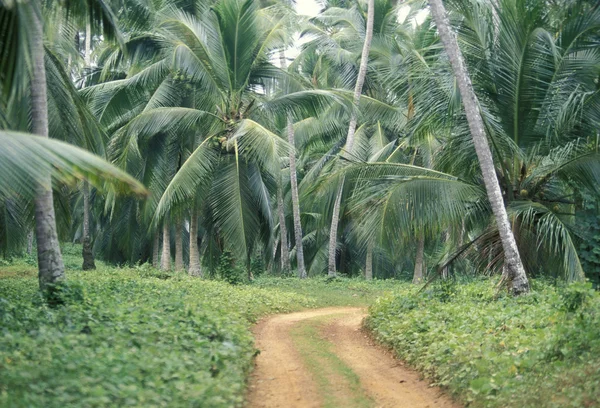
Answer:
top-left (366, 278), bottom-right (600, 408)
top-left (250, 276), bottom-right (399, 307)
top-left (0, 264), bottom-right (315, 407)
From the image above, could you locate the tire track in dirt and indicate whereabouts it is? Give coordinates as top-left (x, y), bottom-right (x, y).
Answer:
top-left (245, 307), bottom-right (460, 408)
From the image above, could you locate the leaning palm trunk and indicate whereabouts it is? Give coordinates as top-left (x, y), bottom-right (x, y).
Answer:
top-left (81, 182), bottom-right (96, 270)
top-left (413, 236), bottom-right (425, 284)
top-left (161, 222), bottom-right (171, 271)
top-left (428, 0), bottom-right (529, 295)
top-left (26, 3), bottom-right (65, 291)
top-left (328, 0), bottom-right (375, 277)
top-left (174, 217), bottom-right (184, 271)
top-left (188, 209), bottom-right (202, 277)
top-left (277, 176), bottom-right (291, 273)
top-left (280, 51), bottom-right (307, 279)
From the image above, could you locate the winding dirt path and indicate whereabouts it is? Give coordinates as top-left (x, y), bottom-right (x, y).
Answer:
top-left (245, 307), bottom-right (460, 408)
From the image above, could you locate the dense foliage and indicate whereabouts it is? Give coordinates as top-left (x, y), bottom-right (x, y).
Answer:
top-left (0, 0), bottom-right (598, 405)
top-left (2, 0), bottom-right (599, 287)
top-left (367, 279), bottom-right (600, 407)
top-left (0, 264), bottom-right (314, 407)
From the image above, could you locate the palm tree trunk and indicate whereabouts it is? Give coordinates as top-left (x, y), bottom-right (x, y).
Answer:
top-left (328, 184), bottom-right (344, 276)
top-left (85, 19), bottom-right (92, 65)
top-left (27, 230), bottom-right (34, 255)
top-left (81, 18), bottom-right (95, 271)
top-left (26, 3), bottom-right (65, 292)
top-left (287, 120), bottom-right (307, 278)
top-left (152, 231), bottom-right (160, 267)
top-left (442, 230), bottom-right (449, 279)
top-left (174, 219), bottom-right (184, 271)
top-left (277, 176), bottom-right (291, 273)
top-left (428, 0), bottom-right (529, 295)
top-left (280, 51), bottom-right (307, 279)
top-left (269, 237), bottom-right (279, 274)
top-left (174, 217), bottom-right (184, 271)
top-left (365, 240), bottom-right (373, 280)
top-left (328, 0), bottom-right (375, 277)
top-left (413, 236), bottom-right (425, 284)
top-left (160, 221), bottom-right (171, 271)
top-left (152, 231), bottom-right (160, 268)
top-left (81, 182), bottom-right (96, 270)
top-left (188, 208), bottom-right (202, 277)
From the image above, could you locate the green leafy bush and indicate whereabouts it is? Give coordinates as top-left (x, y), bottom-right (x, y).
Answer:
top-left (217, 251), bottom-right (246, 285)
top-left (560, 281), bottom-right (596, 312)
top-left (366, 279), bottom-right (600, 408)
top-left (0, 266), bottom-right (314, 407)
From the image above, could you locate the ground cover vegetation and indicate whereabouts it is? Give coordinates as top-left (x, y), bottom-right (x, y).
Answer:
top-left (0, 251), bottom-right (317, 407)
top-left (1, 0), bottom-right (600, 405)
top-left (367, 279), bottom-right (600, 407)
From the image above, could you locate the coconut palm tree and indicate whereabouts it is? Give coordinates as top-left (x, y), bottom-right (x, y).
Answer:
top-left (427, 0), bottom-right (529, 294)
top-left (84, 0), bottom-right (339, 273)
top-left (325, 0), bottom-right (375, 277)
top-left (0, 0), bottom-right (123, 291)
top-left (0, 130), bottom-right (147, 268)
top-left (339, 0), bottom-right (600, 287)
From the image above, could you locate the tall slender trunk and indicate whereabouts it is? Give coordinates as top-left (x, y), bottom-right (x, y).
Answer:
top-left (174, 217), bottom-right (184, 271)
top-left (441, 230), bottom-right (449, 279)
top-left (85, 19), bottom-right (92, 65)
top-left (27, 230), bottom-right (34, 255)
top-left (270, 237), bottom-right (279, 274)
top-left (26, 4), bottom-right (65, 292)
top-left (277, 176), bottom-right (291, 273)
top-left (413, 236), bottom-right (425, 284)
top-left (428, 0), bottom-right (529, 295)
top-left (328, 0), bottom-right (375, 277)
top-left (365, 240), bottom-right (373, 280)
top-left (81, 182), bottom-right (96, 270)
top-left (161, 221), bottom-right (171, 271)
top-left (152, 231), bottom-right (160, 267)
top-left (188, 208), bottom-right (202, 277)
top-left (81, 19), bottom-right (95, 271)
top-left (328, 184), bottom-right (344, 276)
top-left (280, 51), bottom-right (307, 279)
top-left (287, 120), bottom-right (307, 278)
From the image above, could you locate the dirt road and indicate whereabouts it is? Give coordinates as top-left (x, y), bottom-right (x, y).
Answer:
top-left (245, 307), bottom-right (460, 408)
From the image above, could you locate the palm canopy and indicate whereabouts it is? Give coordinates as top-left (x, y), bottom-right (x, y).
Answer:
top-left (0, 0), bottom-right (144, 259)
top-left (1, 0), bottom-right (597, 285)
top-left (331, 0), bottom-right (600, 281)
top-left (84, 0), bottom-right (343, 263)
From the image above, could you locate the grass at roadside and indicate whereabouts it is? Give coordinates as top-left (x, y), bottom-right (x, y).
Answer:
top-left (250, 276), bottom-right (398, 307)
top-left (5, 248), bottom-right (597, 408)
top-left (0, 264), bottom-right (315, 407)
top-left (0, 248), bottom-right (401, 408)
top-left (366, 278), bottom-right (600, 408)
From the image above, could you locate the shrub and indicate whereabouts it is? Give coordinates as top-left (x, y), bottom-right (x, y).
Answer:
top-left (366, 279), bottom-right (600, 408)
top-left (217, 251), bottom-right (246, 285)
top-left (0, 266), bottom-right (314, 407)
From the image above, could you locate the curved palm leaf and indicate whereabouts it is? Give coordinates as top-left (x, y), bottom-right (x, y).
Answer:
top-left (0, 131), bottom-right (147, 197)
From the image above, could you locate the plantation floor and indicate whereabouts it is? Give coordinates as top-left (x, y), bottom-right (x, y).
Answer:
top-left (245, 307), bottom-right (459, 408)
